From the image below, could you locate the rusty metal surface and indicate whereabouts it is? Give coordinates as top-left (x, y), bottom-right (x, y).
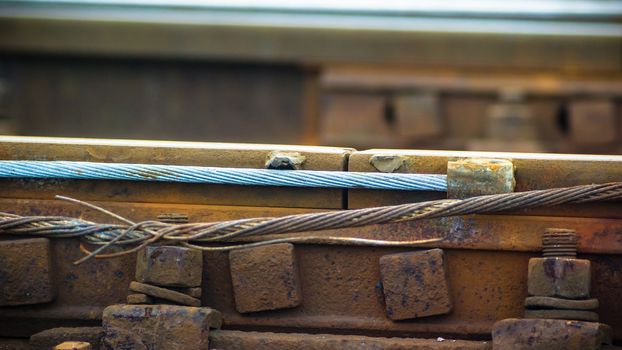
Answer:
top-left (209, 330), bottom-right (492, 349)
top-left (255, 214), bottom-right (622, 255)
top-left (0, 198), bottom-right (621, 340)
top-left (523, 309), bottom-right (599, 322)
top-left (0, 137), bottom-right (351, 209)
top-left (492, 318), bottom-right (612, 350)
top-left (0, 199), bottom-right (320, 337)
top-left (136, 246), bottom-right (202, 288)
top-left (379, 249), bottom-right (452, 320)
top-left (528, 257), bottom-right (591, 299)
top-left (0, 138), bottom-right (621, 346)
top-left (128, 281), bottom-right (201, 307)
top-left (30, 327), bottom-right (103, 350)
top-left (0, 237), bottom-right (55, 306)
top-left (102, 304), bottom-right (221, 350)
top-left (205, 247), bottom-right (530, 338)
top-left (126, 294), bottom-right (152, 305)
top-left (348, 149), bottom-right (622, 218)
top-left (524, 296), bottom-right (598, 310)
top-left (229, 243), bottom-right (302, 313)
top-left (446, 158), bottom-right (515, 199)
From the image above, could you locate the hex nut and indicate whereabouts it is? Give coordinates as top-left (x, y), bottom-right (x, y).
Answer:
top-left (528, 257), bottom-right (591, 299)
top-left (379, 249), bottom-right (452, 320)
top-left (102, 304), bottom-right (222, 350)
top-left (229, 243), bottom-right (302, 313)
top-left (0, 238), bottom-right (55, 306)
top-left (135, 245), bottom-right (203, 288)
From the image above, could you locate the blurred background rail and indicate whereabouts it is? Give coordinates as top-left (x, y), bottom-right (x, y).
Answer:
top-left (0, 0), bottom-right (621, 153)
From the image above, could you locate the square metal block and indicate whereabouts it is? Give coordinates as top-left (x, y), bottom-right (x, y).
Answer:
top-left (0, 238), bottom-right (55, 306)
top-left (102, 304), bottom-right (221, 350)
top-left (229, 243), bottom-right (302, 313)
top-left (136, 245), bottom-right (203, 288)
top-left (379, 249), bottom-right (452, 320)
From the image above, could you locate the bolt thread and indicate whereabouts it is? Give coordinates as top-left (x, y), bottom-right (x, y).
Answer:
top-left (157, 213), bottom-right (189, 224)
top-left (542, 228), bottom-right (577, 258)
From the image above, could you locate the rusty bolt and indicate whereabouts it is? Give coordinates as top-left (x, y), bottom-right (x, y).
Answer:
top-left (542, 228), bottom-right (578, 258)
top-left (527, 257), bottom-right (591, 299)
top-left (527, 228), bottom-right (590, 299)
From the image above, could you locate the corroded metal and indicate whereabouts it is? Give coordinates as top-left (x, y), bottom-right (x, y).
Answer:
top-left (0, 137), bottom-right (621, 347)
top-left (102, 305), bottom-right (221, 350)
top-left (129, 282), bottom-right (200, 307)
top-left (136, 246), bottom-right (202, 288)
top-left (492, 318), bottom-right (612, 350)
top-left (209, 330), bottom-right (492, 349)
top-left (525, 227), bottom-right (598, 323)
top-left (348, 149), bottom-right (622, 218)
top-left (542, 228), bottom-right (578, 257)
top-left (379, 249), bottom-right (452, 320)
top-left (446, 158), bottom-right (515, 199)
top-left (126, 294), bottom-right (152, 305)
top-left (30, 327), bottom-right (102, 350)
top-left (229, 243), bottom-right (302, 313)
top-left (0, 136), bottom-right (352, 209)
top-left (527, 257), bottom-right (591, 299)
top-left (0, 238), bottom-right (55, 306)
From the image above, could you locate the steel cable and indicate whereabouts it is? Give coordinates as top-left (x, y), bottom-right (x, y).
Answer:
top-left (0, 160), bottom-right (448, 191)
top-left (0, 182), bottom-right (621, 264)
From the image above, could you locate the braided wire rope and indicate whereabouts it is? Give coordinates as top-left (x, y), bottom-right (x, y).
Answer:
top-left (1, 182), bottom-right (621, 264)
top-left (0, 160), bottom-right (447, 191)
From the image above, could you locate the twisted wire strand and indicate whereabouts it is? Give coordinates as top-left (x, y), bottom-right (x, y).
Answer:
top-left (0, 160), bottom-right (447, 191)
top-left (0, 182), bottom-right (620, 264)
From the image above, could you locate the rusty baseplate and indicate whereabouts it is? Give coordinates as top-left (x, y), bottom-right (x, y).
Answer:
top-left (0, 137), bottom-right (620, 349)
